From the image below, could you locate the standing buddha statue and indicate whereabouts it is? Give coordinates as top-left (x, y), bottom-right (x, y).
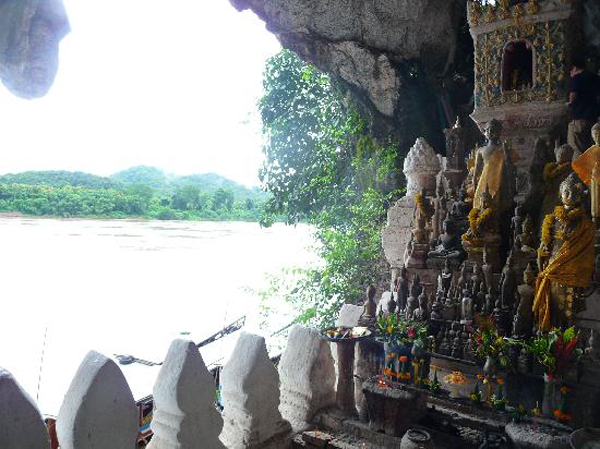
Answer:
top-left (534, 173), bottom-right (595, 331)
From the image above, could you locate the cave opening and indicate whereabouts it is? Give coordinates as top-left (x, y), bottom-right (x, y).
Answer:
top-left (502, 40), bottom-right (534, 91)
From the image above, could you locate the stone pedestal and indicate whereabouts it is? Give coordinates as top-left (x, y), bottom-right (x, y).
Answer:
top-left (354, 339), bottom-right (383, 423)
top-left (335, 342), bottom-right (358, 416)
top-left (406, 242), bottom-right (429, 269)
top-left (362, 377), bottom-right (427, 437)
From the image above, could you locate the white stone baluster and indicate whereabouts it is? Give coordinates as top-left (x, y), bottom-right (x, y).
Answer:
top-left (0, 368), bottom-right (51, 449)
top-left (56, 350), bottom-right (138, 449)
top-left (147, 339), bottom-right (225, 449)
top-left (220, 332), bottom-right (291, 449)
top-left (278, 325), bottom-right (335, 431)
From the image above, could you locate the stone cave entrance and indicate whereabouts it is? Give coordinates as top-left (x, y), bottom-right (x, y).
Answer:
top-left (502, 40), bottom-right (534, 92)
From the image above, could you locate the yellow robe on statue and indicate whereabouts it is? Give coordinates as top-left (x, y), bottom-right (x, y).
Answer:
top-left (474, 150), bottom-right (505, 211)
top-left (532, 219), bottom-right (595, 332)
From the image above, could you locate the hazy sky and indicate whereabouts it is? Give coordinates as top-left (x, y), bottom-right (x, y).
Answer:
top-left (0, 0), bottom-right (280, 186)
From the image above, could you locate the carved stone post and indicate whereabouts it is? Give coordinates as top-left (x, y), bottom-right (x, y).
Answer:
top-left (56, 351), bottom-right (138, 449)
top-left (0, 368), bottom-right (51, 449)
top-left (220, 332), bottom-right (291, 449)
top-left (278, 325), bottom-right (335, 431)
top-left (148, 339), bottom-right (225, 449)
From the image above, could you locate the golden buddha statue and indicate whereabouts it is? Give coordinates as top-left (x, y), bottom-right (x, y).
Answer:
top-left (462, 188), bottom-right (498, 247)
top-left (539, 144), bottom-right (573, 225)
top-left (533, 173), bottom-right (594, 331)
top-left (572, 122), bottom-right (600, 186)
top-left (472, 119), bottom-right (517, 215)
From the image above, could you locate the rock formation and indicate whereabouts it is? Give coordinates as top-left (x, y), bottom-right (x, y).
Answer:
top-left (0, 0), bottom-right (70, 98)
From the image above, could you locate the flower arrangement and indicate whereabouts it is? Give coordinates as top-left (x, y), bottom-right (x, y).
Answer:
top-left (398, 355), bottom-right (411, 382)
top-left (473, 315), bottom-right (511, 369)
top-left (513, 326), bottom-right (582, 379)
top-left (376, 315), bottom-right (428, 349)
top-left (513, 404), bottom-right (527, 423)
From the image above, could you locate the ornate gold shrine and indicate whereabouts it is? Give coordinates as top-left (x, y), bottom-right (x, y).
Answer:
top-left (467, 0), bottom-right (577, 178)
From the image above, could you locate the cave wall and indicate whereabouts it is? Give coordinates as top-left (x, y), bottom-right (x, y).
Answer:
top-left (0, 0), bottom-right (70, 99)
top-left (230, 0), bottom-right (470, 152)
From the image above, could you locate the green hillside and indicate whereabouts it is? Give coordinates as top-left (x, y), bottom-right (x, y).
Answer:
top-left (0, 166), bottom-right (270, 222)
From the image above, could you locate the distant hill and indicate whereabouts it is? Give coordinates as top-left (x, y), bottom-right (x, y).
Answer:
top-left (0, 170), bottom-right (118, 190)
top-left (0, 166), bottom-right (270, 221)
top-left (111, 166), bottom-right (268, 200)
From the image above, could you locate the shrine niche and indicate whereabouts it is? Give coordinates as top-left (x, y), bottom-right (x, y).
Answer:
top-left (502, 40), bottom-right (534, 92)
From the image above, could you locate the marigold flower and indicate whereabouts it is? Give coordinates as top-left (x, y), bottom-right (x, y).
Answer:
top-left (399, 355), bottom-right (408, 364)
top-left (387, 325), bottom-right (393, 333)
top-left (496, 377), bottom-right (504, 385)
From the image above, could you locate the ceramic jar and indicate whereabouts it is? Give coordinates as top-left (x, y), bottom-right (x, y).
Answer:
top-left (401, 429), bottom-right (435, 449)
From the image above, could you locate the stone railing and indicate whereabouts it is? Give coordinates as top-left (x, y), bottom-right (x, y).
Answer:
top-left (0, 325), bottom-right (336, 449)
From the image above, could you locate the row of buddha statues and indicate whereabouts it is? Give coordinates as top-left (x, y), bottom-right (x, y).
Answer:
top-left (403, 118), bottom-right (600, 334)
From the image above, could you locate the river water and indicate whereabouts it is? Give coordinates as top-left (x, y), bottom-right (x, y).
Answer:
top-left (0, 218), bottom-right (317, 415)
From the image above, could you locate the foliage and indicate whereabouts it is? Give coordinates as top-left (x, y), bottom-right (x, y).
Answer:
top-left (510, 326), bottom-right (582, 378)
top-left (473, 315), bottom-right (511, 369)
top-left (0, 170), bottom-right (118, 189)
top-left (256, 49), bottom-right (403, 328)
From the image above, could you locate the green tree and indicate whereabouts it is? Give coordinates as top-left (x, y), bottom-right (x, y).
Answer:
top-left (212, 188), bottom-right (234, 211)
top-left (171, 185), bottom-right (201, 210)
top-left (257, 49), bottom-right (402, 327)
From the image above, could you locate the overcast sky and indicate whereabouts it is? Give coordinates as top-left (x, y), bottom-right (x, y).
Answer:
top-left (0, 0), bottom-right (280, 186)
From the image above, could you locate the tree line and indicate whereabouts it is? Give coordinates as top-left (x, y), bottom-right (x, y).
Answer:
top-left (0, 168), bottom-right (270, 222)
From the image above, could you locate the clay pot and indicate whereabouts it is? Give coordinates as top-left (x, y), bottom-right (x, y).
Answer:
top-left (401, 429), bottom-right (435, 449)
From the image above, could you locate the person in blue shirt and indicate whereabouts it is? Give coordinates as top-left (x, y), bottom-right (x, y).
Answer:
top-left (567, 56), bottom-right (600, 158)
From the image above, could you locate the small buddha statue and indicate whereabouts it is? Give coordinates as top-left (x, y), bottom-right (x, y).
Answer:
top-left (457, 262), bottom-right (469, 291)
top-left (482, 246), bottom-right (494, 294)
top-left (463, 334), bottom-right (475, 362)
top-left (534, 173), bottom-right (595, 331)
top-left (406, 216), bottom-right (430, 268)
top-left (413, 290), bottom-right (430, 322)
top-left (432, 181), bottom-right (448, 240)
top-left (461, 286), bottom-right (474, 324)
top-left (514, 215), bottom-right (536, 254)
top-left (406, 276), bottom-right (421, 320)
top-left (449, 186), bottom-right (471, 221)
top-left (415, 187), bottom-right (434, 224)
top-left (439, 330), bottom-right (451, 356)
top-left (462, 188), bottom-right (498, 247)
top-left (510, 202), bottom-right (525, 246)
top-left (500, 252), bottom-right (517, 310)
top-left (512, 263), bottom-right (535, 339)
top-left (451, 331), bottom-right (464, 359)
top-left (443, 292), bottom-right (457, 322)
top-left (441, 258), bottom-right (454, 293)
top-left (471, 263), bottom-right (481, 292)
top-left (427, 219), bottom-right (465, 268)
top-left (385, 293), bottom-right (397, 316)
top-left (539, 143), bottom-right (574, 225)
top-left (431, 292), bottom-right (444, 320)
top-left (359, 285), bottom-right (378, 325)
top-left (397, 265), bottom-right (409, 312)
top-left (476, 281), bottom-right (487, 313)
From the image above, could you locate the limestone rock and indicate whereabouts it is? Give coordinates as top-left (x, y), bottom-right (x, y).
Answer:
top-left (0, 368), bottom-right (51, 449)
top-left (148, 340), bottom-right (226, 449)
top-left (335, 304), bottom-right (363, 328)
top-left (56, 351), bottom-right (138, 449)
top-left (382, 196), bottom-right (415, 268)
top-left (227, 0), bottom-right (462, 135)
top-left (220, 332), bottom-right (291, 449)
top-left (278, 325), bottom-right (335, 431)
top-left (0, 0), bottom-right (70, 99)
